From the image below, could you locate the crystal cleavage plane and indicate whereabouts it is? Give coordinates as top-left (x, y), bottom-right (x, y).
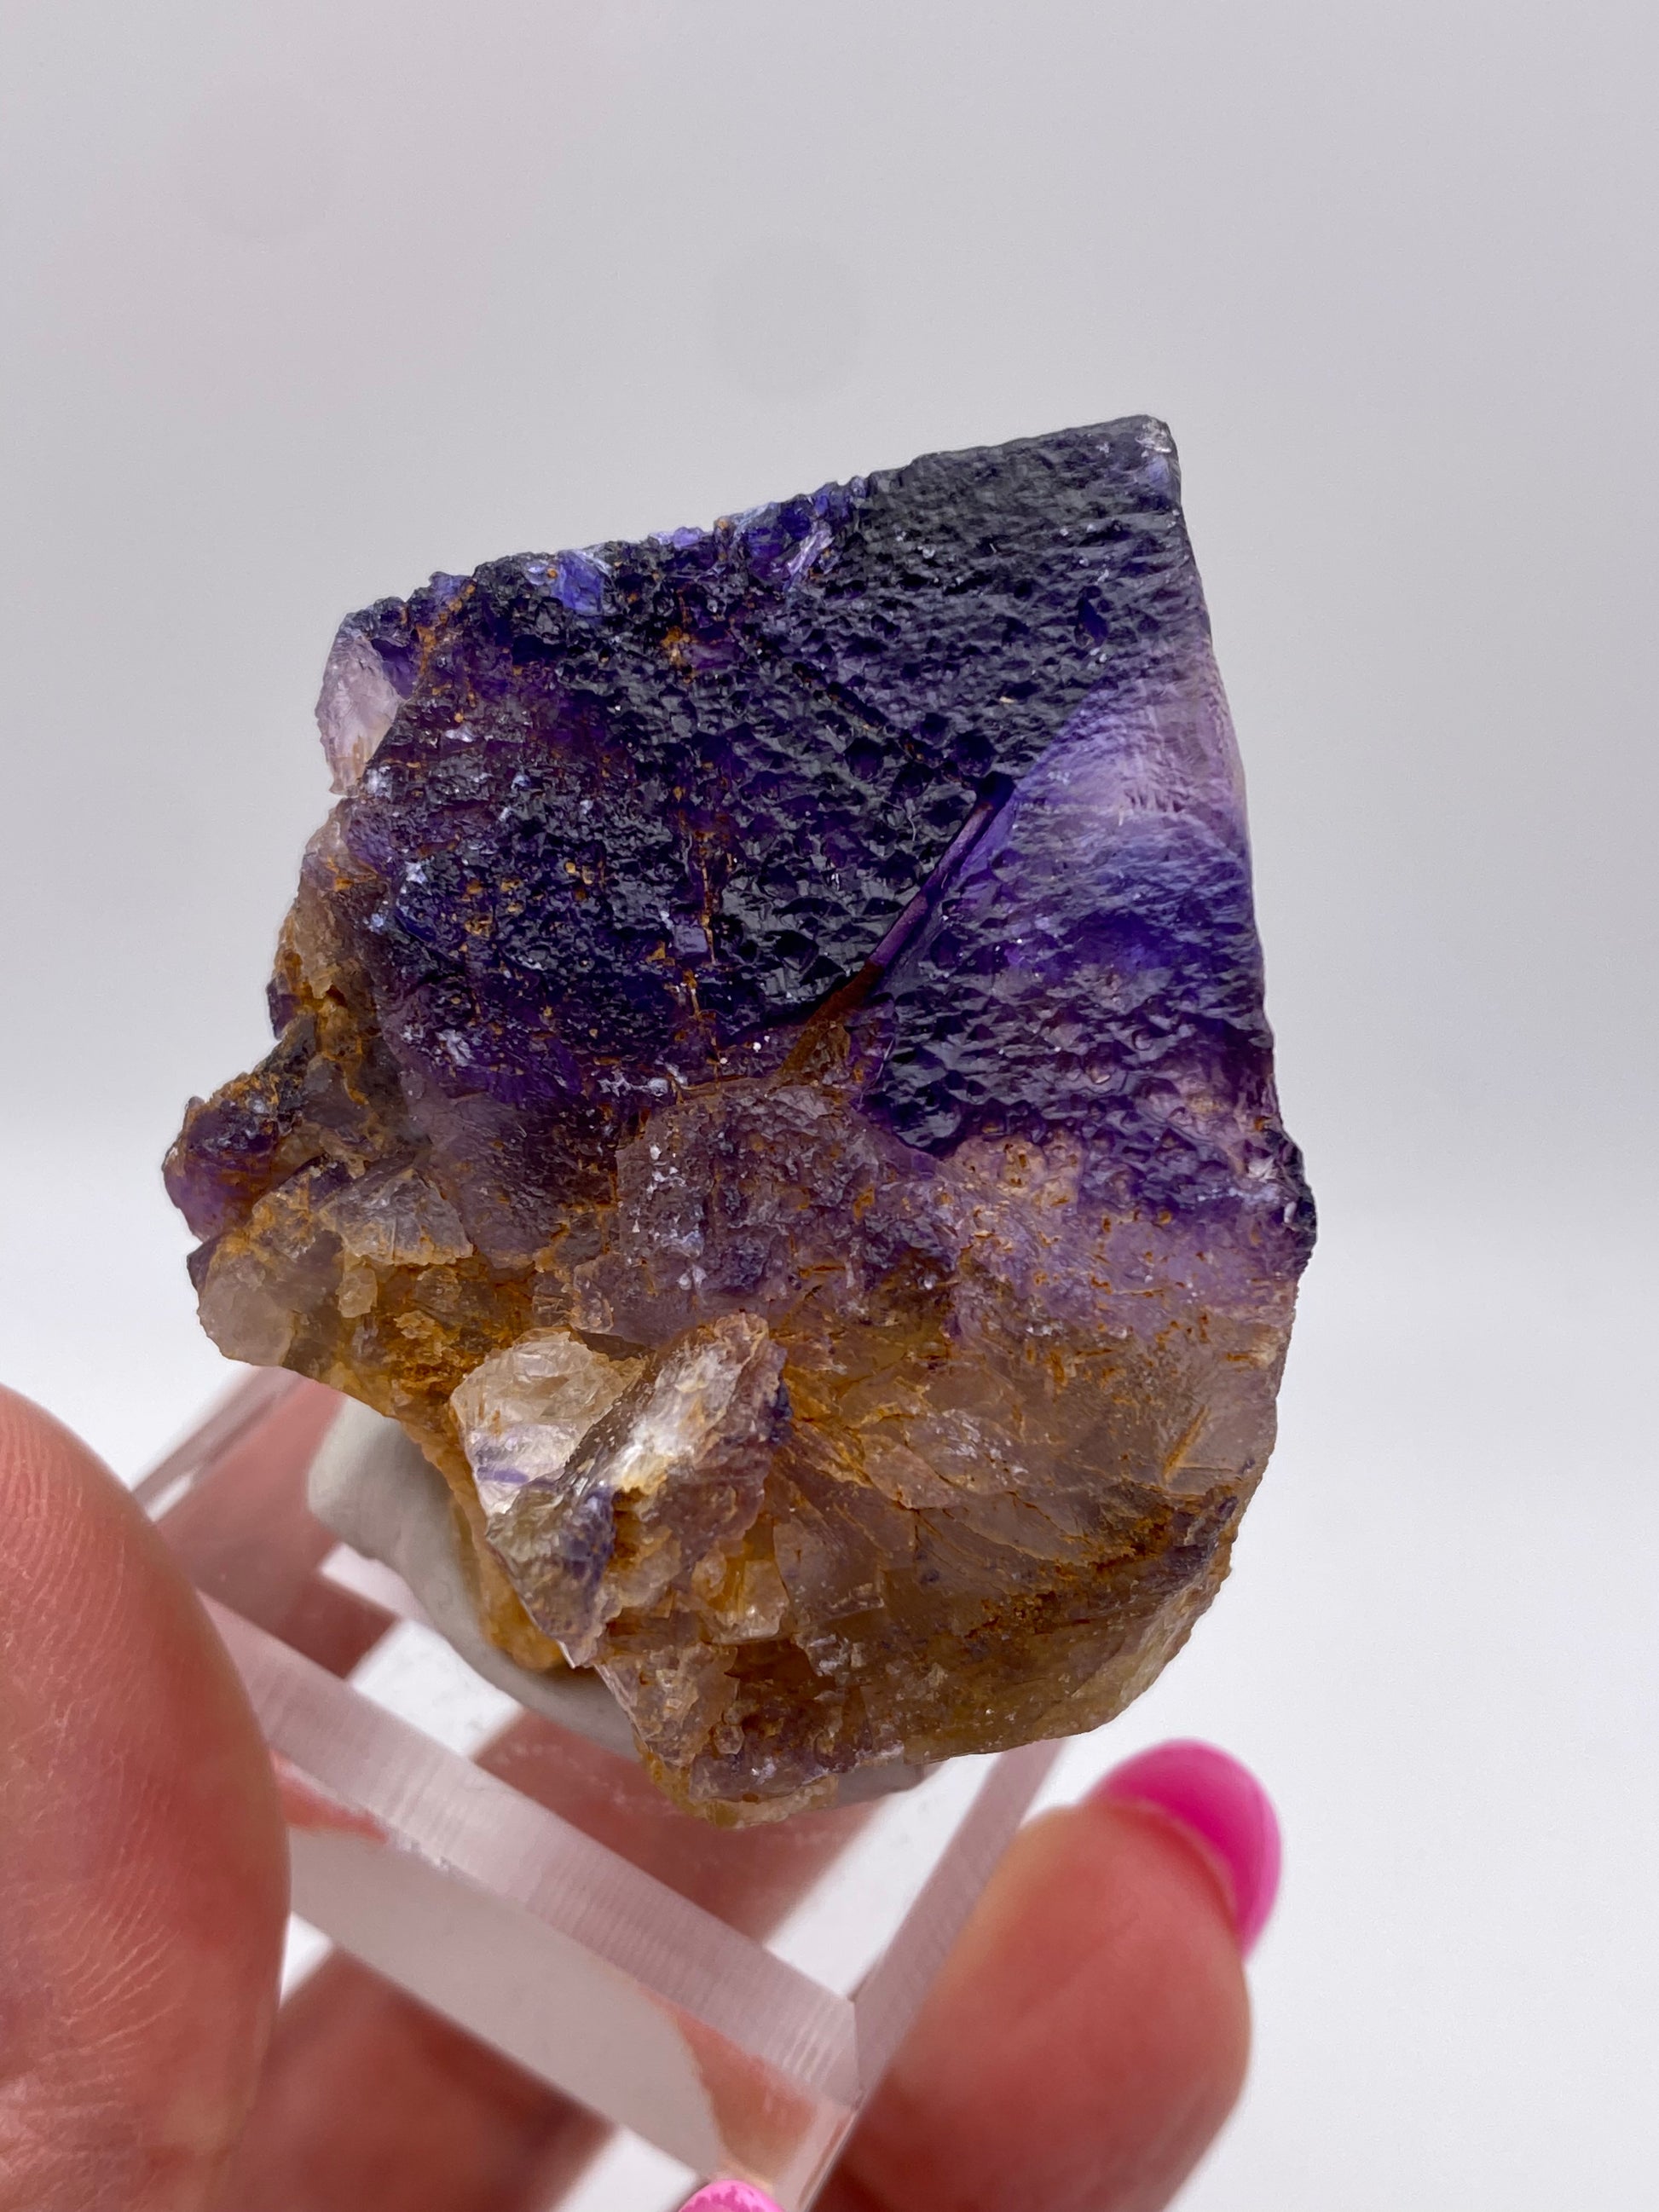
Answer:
top-left (165, 419), bottom-right (1315, 1822)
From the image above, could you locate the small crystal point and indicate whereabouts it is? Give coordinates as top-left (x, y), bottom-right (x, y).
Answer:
top-left (166, 419), bottom-right (1314, 1820)
top-left (315, 618), bottom-right (403, 794)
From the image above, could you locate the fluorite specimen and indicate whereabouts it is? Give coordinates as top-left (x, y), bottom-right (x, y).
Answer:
top-left (166, 419), bottom-right (1314, 1822)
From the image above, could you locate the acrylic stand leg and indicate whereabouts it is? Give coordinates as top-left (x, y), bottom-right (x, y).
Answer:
top-left (139, 1372), bottom-right (1060, 2210)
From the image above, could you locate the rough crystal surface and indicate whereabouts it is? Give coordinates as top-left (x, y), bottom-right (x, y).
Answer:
top-left (166, 419), bottom-right (1314, 1821)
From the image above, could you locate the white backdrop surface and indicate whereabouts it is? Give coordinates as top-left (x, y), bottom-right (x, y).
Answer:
top-left (3, 4), bottom-right (1656, 2207)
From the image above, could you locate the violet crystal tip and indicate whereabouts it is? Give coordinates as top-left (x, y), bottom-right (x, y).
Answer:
top-left (165, 418), bottom-right (1314, 1821)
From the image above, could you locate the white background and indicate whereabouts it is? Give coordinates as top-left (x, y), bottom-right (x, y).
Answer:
top-left (3, 3), bottom-right (1656, 2205)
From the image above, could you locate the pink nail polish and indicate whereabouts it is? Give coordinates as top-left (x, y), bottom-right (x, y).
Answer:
top-left (679, 2184), bottom-right (783, 2212)
top-left (1092, 1738), bottom-right (1282, 1955)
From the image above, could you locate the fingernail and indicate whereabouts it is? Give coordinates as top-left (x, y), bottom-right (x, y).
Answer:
top-left (679, 2184), bottom-right (783, 2212)
top-left (1091, 1738), bottom-right (1282, 1955)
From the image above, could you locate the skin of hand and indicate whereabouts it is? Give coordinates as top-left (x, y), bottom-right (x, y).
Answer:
top-left (0, 1385), bottom-right (1275, 2212)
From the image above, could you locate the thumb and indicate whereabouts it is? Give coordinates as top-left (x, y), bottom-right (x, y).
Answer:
top-left (0, 1387), bottom-right (288, 2212)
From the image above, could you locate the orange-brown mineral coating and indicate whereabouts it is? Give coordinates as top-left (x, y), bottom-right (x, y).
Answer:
top-left (165, 419), bottom-right (1313, 1820)
top-left (174, 839), bottom-right (558, 1663)
top-left (171, 881), bottom-right (1290, 1815)
top-left (519, 1077), bottom-right (1289, 1816)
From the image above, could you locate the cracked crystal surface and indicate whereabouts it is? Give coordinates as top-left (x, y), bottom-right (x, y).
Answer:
top-left (166, 419), bottom-right (1314, 1821)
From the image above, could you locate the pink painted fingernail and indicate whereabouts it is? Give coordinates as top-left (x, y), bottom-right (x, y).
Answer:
top-left (679, 2185), bottom-right (783, 2212)
top-left (1092, 1739), bottom-right (1282, 1955)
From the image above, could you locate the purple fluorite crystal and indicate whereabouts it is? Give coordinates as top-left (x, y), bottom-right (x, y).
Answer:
top-left (167, 419), bottom-right (1313, 1820)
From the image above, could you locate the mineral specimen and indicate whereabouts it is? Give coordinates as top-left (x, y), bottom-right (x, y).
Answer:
top-left (166, 419), bottom-right (1315, 1822)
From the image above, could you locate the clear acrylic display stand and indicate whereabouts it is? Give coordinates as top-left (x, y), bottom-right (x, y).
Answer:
top-left (136, 1371), bottom-right (1060, 2211)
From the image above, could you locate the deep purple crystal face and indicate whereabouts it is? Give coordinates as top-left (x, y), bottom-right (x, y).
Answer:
top-left (288, 418), bottom-right (1307, 1253)
top-left (167, 418), bottom-right (1314, 1819)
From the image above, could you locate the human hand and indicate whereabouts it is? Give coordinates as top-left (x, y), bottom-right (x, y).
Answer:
top-left (0, 1384), bottom-right (1278, 2212)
